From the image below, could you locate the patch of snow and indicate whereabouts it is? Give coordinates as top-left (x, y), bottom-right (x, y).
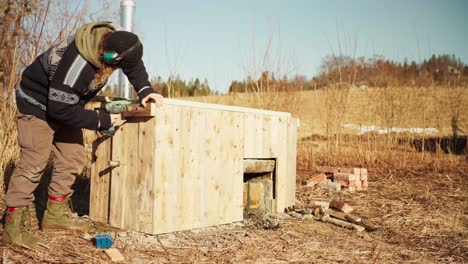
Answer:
top-left (341, 123), bottom-right (439, 135)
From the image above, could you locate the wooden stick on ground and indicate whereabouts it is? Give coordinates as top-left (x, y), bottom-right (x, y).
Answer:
top-left (322, 215), bottom-right (365, 232)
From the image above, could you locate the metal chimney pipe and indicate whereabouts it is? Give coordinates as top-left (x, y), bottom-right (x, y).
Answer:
top-left (119, 0), bottom-right (136, 99)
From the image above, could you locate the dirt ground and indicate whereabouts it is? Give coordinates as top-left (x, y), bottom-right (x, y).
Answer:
top-left (0, 159), bottom-right (466, 264)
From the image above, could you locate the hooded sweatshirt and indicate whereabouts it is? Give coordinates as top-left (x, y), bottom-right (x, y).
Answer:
top-left (16, 22), bottom-right (155, 131)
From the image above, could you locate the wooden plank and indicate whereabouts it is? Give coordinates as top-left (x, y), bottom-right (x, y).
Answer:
top-left (253, 114), bottom-right (264, 157)
top-left (152, 107), bottom-right (168, 234)
top-left (89, 134), bottom-right (111, 223)
top-left (203, 109), bottom-right (221, 227)
top-left (274, 117), bottom-right (289, 213)
top-left (163, 98), bottom-right (291, 118)
top-left (179, 106), bottom-right (194, 231)
top-left (151, 106), bottom-right (244, 233)
top-left (109, 125), bottom-right (126, 229)
top-left (243, 113), bottom-right (264, 158)
top-left (137, 117), bottom-right (155, 233)
top-left (104, 248), bottom-right (125, 262)
top-left (223, 111), bottom-right (244, 223)
top-left (243, 159), bottom-right (275, 173)
top-left (285, 118), bottom-right (298, 208)
top-left (169, 106), bottom-right (183, 233)
top-left (193, 108), bottom-right (207, 228)
top-left (121, 121), bottom-right (140, 230)
top-left (121, 103), bottom-right (157, 118)
top-left (243, 113), bottom-right (256, 158)
top-left (262, 115), bottom-right (278, 158)
top-left (152, 105), bottom-right (181, 233)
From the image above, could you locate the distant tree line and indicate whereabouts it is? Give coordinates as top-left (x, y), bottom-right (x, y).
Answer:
top-left (229, 71), bottom-right (307, 93)
top-left (151, 75), bottom-right (215, 97)
top-left (229, 54), bottom-right (468, 93)
top-left (314, 53), bottom-right (467, 88)
top-left (103, 75), bottom-right (216, 98)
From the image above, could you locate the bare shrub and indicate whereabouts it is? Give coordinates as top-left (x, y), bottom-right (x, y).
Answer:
top-left (0, 0), bottom-right (116, 190)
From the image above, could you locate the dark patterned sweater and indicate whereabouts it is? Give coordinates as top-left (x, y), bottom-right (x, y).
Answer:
top-left (16, 35), bottom-right (155, 131)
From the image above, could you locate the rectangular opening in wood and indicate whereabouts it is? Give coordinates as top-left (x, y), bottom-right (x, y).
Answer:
top-left (243, 159), bottom-right (276, 213)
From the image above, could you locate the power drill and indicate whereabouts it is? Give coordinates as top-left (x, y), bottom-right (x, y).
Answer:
top-left (100, 100), bottom-right (138, 136)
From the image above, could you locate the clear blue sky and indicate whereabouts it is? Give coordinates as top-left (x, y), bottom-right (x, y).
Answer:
top-left (95, 0), bottom-right (468, 93)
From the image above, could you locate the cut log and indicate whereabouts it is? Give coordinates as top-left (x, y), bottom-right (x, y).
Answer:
top-left (326, 210), bottom-right (361, 222)
top-left (243, 159), bottom-right (276, 173)
top-left (322, 215), bottom-right (365, 232)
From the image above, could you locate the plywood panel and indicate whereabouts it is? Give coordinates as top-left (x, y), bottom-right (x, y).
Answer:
top-left (90, 135), bottom-right (111, 223)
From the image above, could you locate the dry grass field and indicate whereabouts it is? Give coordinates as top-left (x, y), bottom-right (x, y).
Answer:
top-left (0, 87), bottom-right (467, 263)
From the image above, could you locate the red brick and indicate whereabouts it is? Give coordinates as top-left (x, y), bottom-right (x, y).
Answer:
top-left (355, 180), bottom-right (362, 187)
top-left (348, 186), bottom-right (357, 192)
top-left (339, 168), bottom-right (361, 174)
top-left (362, 180), bottom-right (368, 188)
top-left (330, 198), bottom-right (354, 213)
top-left (360, 174), bottom-right (368, 181)
top-left (334, 180), bottom-right (357, 187)
top-left (307, 173), bottom-right (327, 187)
top-left (360, 168), bottom-right (368, 175)
top-left (333, 173), bottom-right (358, 181)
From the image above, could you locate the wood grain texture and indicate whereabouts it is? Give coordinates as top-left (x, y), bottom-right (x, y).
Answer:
top-left (286, 118), bottom-right (299, 208)
top-left (274, 116), bottom-right (289, 212)
top-left (89, 134), bottom-right (111, 223)
top-left (122, 121), bottom-right (140, 230)
top-left (151, 106), bottom-right (244, 233)
top-left (243, 159), bottom-right (276, 173)
top-left (163, 99), bottom-right (291, 118)
top-left (109, 125), bottom-right (126, 228)
top-left (121, 103), bottom-right (157, 118)
top-left (91, 101), bottom-right (297, 234)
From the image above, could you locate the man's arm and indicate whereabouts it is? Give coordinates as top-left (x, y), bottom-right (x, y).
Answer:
top-left (121, 60), bottom-right (159, 101)
top-left (47, 81), bottom-right (112, 130)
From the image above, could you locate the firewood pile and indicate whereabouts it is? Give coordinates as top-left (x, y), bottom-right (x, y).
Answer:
top-left (285, 198), bottom-right (377, 232)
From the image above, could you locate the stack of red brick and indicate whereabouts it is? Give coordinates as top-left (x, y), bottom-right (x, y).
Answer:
top-left (332, 168), bottom-right (368, 192)
top-left (307, 166), bottom-right (369, 192)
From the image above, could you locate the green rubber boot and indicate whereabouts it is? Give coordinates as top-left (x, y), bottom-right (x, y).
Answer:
top-left (2, 207), bottom-right (40, 250)
top-left (42, 198), bottom-right (94, 232)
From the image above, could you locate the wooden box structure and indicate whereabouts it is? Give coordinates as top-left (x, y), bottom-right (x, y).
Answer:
top-left (90, 99), bottom-right (298, 234)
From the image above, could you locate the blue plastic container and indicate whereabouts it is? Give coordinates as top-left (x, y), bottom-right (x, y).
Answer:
top-left (95, 233), bottom-right (113, 249)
